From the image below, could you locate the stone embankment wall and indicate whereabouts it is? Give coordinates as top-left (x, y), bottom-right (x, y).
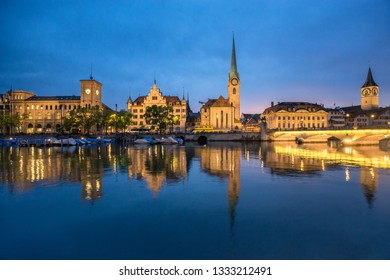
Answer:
top-left (184, 132), bottom-right (261, 142)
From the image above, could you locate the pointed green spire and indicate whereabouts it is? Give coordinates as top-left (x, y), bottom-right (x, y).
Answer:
top-left (229, 34), bottom-right (239, 79)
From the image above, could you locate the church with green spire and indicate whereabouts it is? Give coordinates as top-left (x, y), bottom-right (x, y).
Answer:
top-left (198, 36), bottom-right (242, 131)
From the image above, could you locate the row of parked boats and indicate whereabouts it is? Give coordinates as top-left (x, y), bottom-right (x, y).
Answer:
top-left (134, 136), bottom-right (184, 145)
top-left (0, 137), bottom-right (112, 147)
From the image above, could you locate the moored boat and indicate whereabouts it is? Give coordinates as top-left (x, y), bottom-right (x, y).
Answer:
top-left (134, 137), bottom-right (159, 144)
top-left (53, 138), bottom-right (77, 146)
top-left (159, 136), bottom-right (179, 145)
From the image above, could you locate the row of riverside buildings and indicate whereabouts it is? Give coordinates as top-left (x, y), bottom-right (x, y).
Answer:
top-left (1, 36), bottom-right (389, 134)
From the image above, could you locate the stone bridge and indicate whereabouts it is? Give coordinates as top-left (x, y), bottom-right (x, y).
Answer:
top-left (268, 128), bottom-right (390, 145)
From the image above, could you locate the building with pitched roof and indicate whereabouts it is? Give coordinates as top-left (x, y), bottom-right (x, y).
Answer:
top-left (262, 102), bottom-right (328, 130)
top-left (340, 67), bottom-right (390, 128)
top-left (0, 76), bottom-right (105, 134)
top-left (199, 36), bottom-right (241, 131)
top-left (241, 113), bottom-right (261, 132)
top-left (126, 80), bottom-right (187, 132)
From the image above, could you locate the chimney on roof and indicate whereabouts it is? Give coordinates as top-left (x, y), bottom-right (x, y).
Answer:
top-left (271, 101), bottom-right (274, 107)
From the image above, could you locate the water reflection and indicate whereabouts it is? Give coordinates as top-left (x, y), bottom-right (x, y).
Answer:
top-left (197, 144), bottom-right (241, 231)
top-left (1, 142), bottom-right (390, 210)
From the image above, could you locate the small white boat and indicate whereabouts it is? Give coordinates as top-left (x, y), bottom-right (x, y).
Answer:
top-left (173, 137), bottom-right (184, 145)
top-left (159, 136), bottom-right (179, 145)
top-left (53, 138), bottom-right (77, 146)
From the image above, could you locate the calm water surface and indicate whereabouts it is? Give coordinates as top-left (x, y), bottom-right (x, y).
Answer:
top-left (1, 142), bottom-right (390, 260)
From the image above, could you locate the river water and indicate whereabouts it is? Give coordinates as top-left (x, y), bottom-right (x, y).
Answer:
top-left (1, 142), bottom-right (390, 259)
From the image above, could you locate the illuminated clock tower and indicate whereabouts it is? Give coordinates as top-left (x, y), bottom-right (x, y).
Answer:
top-left (227, 35), bottom-right (240, 122)
top-left (80, 73), bottom-right (103, 108)
top-left (361, 67), bottom-right (379, 110)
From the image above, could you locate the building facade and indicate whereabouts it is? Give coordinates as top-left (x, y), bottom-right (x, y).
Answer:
top-left (262, 102), bottom-right (328, 130)
top-left (127, 81), bottom-right (187, 132)
top-left (199, 36), bottom-right (241, 131)
top-left (342, 67), bottom-right (390, 128)
top-left (327, 107), bottom-right (346, 128)
top-left (1, 77), bottom-right (104, 134)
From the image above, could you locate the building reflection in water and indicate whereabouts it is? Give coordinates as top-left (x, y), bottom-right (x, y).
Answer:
top-left (125, 145), bottom-right (187, 194)
top-left (260, 142), bottom-right (390, 208)
top-left (0, 145), bottom-right (110, 202)
top-left (196, 143), bottom-right (241, 232)
top-left (1, 142), bottom-right (389, 211)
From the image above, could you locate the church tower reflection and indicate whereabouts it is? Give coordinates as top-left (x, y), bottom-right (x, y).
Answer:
top-left (197, 144), bottom-right (241, 231)
top-left (360, 167), bottom-right (378, 208)
top-left (261, 142), bottom-right (385, 208)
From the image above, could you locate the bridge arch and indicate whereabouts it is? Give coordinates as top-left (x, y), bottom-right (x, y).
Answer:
top-left (197, 135), bottom-right (208, 145)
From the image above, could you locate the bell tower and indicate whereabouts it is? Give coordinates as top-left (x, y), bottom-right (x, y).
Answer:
top-left (80, 71), bottom-right (102, 108)
top-left (361, 67), bottom-right (379, 110)
top-left (227, 35), bottom-right (240, 122)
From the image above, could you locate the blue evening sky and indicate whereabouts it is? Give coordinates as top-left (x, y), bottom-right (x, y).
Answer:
top-left (1, 0), bottom-right (389, 113)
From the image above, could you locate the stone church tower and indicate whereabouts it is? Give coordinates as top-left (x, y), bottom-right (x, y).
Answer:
top-left (227, 35), bottom-right (240, 122)
top-left (361, 67), bottom-right (379, 110)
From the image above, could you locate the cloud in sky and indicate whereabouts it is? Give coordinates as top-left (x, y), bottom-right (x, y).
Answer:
top-left (1, 0), bottom-right (389, 113)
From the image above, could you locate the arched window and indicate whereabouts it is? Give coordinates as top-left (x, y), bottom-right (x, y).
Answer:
top-left (27, 123), bottom-right (34, 134)
top-left (46, 123), bottom-right (52, 133)
top-left (36, 124), bottom-right (43, 133)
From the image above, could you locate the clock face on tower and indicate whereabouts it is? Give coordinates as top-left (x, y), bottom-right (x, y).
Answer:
top-left (362, 88), bottom-right (370, 96)
top-left (231, 78), bottom-right (238, 86)
top-left (85, 88), bottom-right (91, 94)
top-left (372, 88), bottom-right (378, 96)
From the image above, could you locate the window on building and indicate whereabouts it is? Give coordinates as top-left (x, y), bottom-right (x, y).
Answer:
top-left (176, 109), bottom-right (180, 113)
top-left (134, 115), bottom-right (138, 119)
top-left (152, 96), bottom-right (157, 100)
top-left (56, 112), bottom-right (61, 120)
top-left (140, 109), bottom-right (143, 113)
top-left (64, 105), bottom-right (67, 110)
top-left (133, 109), bottom-right (138, 113)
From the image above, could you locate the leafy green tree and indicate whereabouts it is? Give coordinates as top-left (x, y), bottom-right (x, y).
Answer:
top-left (62, 106), bottom-right (102, 134)
top-left (116, 110), bottom-right (132, 132)
top-left (10, 113), bottom-right (24, 133)
top-left (0, 112), bottom-right (25, 134)
top-left (144, 105), bottom-right (174, 135)
top-left (95, 108), bottom-right (113, 134)
top-left (0, 113), bottom-right (7, 134)
top-left (62, 108), bottom-right (80, 133)
top-left (108, 110), bottom-right (132, 133)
